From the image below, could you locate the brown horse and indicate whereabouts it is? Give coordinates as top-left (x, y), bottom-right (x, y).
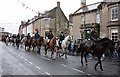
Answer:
top-left (43, 36), bottom-right (57, 59)
top-left (35, 36), bottom-right (44, 54)
top-left (28, 36), bottom-right (44, 54)
top-left (25, 37), bottom-right (32, 51)
top-left (77, 38), bottom-right (115, 71)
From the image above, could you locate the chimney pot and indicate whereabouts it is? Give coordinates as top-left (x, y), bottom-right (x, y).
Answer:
top-left (57, 1), bottom-right (60, 7)
top-left (80, 0), bottom-right (86, 7)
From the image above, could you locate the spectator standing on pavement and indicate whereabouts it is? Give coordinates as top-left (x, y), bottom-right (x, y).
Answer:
top-left (116, 38), bottom-right (120, 62)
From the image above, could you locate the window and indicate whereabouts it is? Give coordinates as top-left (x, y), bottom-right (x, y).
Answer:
top-left (45, 18), bottom-right (50, 27)
top-left (81, 15), bottom-right (85, 24)
top-left (96, 12), bottom-right (100, 23)
top-left (111, 7), bottom-right (118, 21)
top-left (111, 28), bottom-right (118, 42)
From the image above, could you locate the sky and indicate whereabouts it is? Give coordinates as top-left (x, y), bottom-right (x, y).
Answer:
top-left (0, 0), bottom-right (103, 34)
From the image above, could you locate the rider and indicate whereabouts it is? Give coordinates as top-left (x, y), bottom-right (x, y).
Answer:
top-left (47, 30), bottom-right (54, 45)
top-left (90, 27), bottom-right (98, 42)
top-left (35, 31), bottom-right (40, 39)
top-left (59, 31), bottom-right (65, 47)
top-left (35, 30), bottom-right (40, 45)
top-left (16, 33), bottom-right (20, 40)
top-left (21, 34), bottom-right (24, 40)
top-left (27, 33), bottom-right (31, 40)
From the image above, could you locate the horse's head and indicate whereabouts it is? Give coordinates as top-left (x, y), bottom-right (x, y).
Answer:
top-left (65, 35), bottom-right (72, 42)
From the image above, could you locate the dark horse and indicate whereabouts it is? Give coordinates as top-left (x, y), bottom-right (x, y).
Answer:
top-left (35, 36), bottom-right (44, 54)
top-left (77, 38), bottom-right (115, 71)
top-left (16, 38), bottom-right (21, 49)
top-left (27, 36), bottom-right (44, 54)
top-left (25, 37), bottom-right (32, 51)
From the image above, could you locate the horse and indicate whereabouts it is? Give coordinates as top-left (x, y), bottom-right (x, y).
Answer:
top-left (15, 38), bottom-right (21, 49)
top-left (77, 38), bottom-right (115, 71)
top-left (20, 36), bottom-right (27, 48)
top-left (5, 37), bottom-right (9, 45)
top-left (58, 35), bottom-right (72, 59)
top-left (35, 36), bottom-right (44, 54)
top-left (43, 36), bottom-right (57, 59)
top-left (24, 37), bottom-right (32, 51)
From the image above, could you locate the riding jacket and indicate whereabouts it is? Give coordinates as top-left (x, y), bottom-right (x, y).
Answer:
top-left (59, 34), bottom-right (65, 41)
top-left (47, 32), bottom-right (53, 40)
top-left (90, 31), bottom-right (97, 41)
top-left (35, 32), bottom-right (40, 39)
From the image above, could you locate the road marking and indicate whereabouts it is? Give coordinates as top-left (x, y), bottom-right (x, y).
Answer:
top-left (72, 68), bottom-right (84, 73)
top-left (29, 62), bottom-right (33, 64)
top-left (42, 57), bottom-right (52, 61)
top-left (20, 56), bottom-right (23, 58)
top-left (61, 64), bottom-right (67, 67)
top-left (45, 72), bottom-right (51, 76)
top-left (35, 66), bottom-right (41, 70)
top-left (24, 59), bottom-right (27, 61)
top-left (61, 64), bottom-right (91, 76)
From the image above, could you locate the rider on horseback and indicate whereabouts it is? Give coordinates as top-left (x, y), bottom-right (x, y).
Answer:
top-left (59, 31), bottom-right (65, 48)
top-left (90, 28), bottom-right (98, 42)
top-left (17, 33), bottom-right (20, 39)
top-left (47, 30), bottom-right (53, 45)
top-left (27, 33), bottom-right (31, 40)
top-left (35, 30), bottom-right (40, 45)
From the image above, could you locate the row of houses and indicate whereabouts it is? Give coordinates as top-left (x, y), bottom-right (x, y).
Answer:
top-left (19, 0), bottom-right (120, 42)
top-left (69, 0), bottom-right (120, 42)
top-left (19, 2), bottom-right (69, 38)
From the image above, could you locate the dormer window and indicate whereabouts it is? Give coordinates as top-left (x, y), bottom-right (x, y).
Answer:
top-left (111, 6), bottom-right (118, 21)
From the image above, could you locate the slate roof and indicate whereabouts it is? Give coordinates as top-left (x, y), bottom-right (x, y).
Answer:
top-left (74, 2), bottom-right (101, 14)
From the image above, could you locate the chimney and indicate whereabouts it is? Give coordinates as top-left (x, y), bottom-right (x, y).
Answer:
top-left (57, 1), bottom-right (60, 7)
top-left (80, 0), bottom-right (86, 7)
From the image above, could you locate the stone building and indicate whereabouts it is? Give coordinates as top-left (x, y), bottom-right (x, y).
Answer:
top-left (69, 0), bottom-right (120, 42)
top-left (19, 1), bottom-right (69, 37)
top-left (107, 2), bottom-right (120, 41)
top-left (70, 1), bottom-right (101, 40)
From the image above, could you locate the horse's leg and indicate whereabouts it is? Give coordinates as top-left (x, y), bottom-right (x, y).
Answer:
top-left (33, 46), bottom-right (35, 52)
top-left (28, 45), bottom-right (31, 51)
top-left (94, 61), bottom-right (99, 70)
top-left (81, 52), bottom-right (84, 66)
top-left (99, 57), bottom-right (103, 71)
top-left (94, 56), bottom-right (101, 70)
top-left (37, 46), bottom-right (41, 55)
top-left (60, 48), bottom-right (65, 57)
top-left (84, 53), bottom-right (88, 66)
top-left (51, 48), bottom-right (54, 58)
top-left (55, 47), bottom-right (58, 57)
top-left (44, 46), bottom-right (47, 57)
top-left (94, 56), bottom-right (103, 71)
top-left (25, 44), bottom-right (26, 50)
top-left (65, 48), bottom-right (67, 59)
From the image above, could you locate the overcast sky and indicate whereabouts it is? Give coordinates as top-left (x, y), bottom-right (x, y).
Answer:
top-left (0, 0), bottom-right (103, 34)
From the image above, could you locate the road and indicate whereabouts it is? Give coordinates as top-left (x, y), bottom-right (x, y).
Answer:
top-left (0, 42), bottom-right (119, 77)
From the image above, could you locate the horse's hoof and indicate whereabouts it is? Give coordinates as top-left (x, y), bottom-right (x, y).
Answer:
top-left (101, 68), bottom-right (103, 71)
top-left (65, 56), bottom-right (67, 59)
top-left (81, 64), bottom-right (84, 67)
top-left (86, 63), bottom-right (88, 66)
top-left (94, 68), bottom-right (97, 70)
top-left (53, 58), bottom-right (56, 60)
